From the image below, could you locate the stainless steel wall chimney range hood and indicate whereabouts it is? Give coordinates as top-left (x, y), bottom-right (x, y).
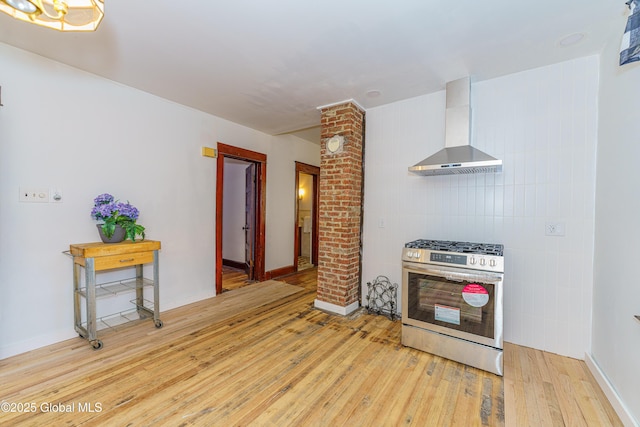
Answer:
top-left (409, 77), bottom-right (502, 176)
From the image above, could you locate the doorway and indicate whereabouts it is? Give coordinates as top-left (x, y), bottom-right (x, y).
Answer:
top-left (294, 162), bottom-right (319, 271)
top-left (216, 143), bottom-right (267, 294)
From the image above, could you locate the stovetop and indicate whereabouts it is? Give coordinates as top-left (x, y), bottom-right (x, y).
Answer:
top-left (404, 239), bottom-right (504, 256)
top-left (403, 239), bottom-right (504, 273)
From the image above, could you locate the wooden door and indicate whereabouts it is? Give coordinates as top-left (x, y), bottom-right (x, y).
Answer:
top-left (216, 143), bottom-right (267, 295)
top-left (244, 164), bottom-right (256, 280)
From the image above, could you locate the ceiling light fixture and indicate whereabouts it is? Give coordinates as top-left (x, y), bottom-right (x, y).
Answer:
top-left (0, 0), bottom-right (104, 31)
top-left (558, 32), bottom-right (585, 47)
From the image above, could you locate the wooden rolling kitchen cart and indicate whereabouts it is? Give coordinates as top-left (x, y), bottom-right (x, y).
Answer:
top-left (67, 240), bottom-right (162, 349)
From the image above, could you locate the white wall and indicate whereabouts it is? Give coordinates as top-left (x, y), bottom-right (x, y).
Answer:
top-left (264, 135), bottom-right (320, 269)
top-left (362, 56), bottom-right (599, 359)
top-left (298, 173), bottom-right (313, 258)
top-left (592, 32), bottom-right (640, 423)
top-left (299, 173), bottom-right (313, 213)
top-left (0, 42), bottom-right (319, 359)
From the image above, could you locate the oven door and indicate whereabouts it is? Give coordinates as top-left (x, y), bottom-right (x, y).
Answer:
top-left (402, 261), bottom-right (503, 349)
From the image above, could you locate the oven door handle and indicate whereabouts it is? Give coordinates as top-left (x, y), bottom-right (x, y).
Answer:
top-left (403, 262), bottom-right (503, 284)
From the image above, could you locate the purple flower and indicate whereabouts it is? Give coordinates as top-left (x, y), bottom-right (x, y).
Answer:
top-left (91, 193), bottom-right (145, 242)
top-left (91, 196), bottom-right (140, 221)
top-left (115, 202), bottom-right (139, 221)
top-left (93, 193), bottom-right (114, 205)
top-left (91, 203), bottom-right (117, 221)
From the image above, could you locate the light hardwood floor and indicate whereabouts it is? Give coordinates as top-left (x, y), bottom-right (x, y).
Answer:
top-left (0, 268), bottom-right (622, 426)
top-left (221, 264), bottom-right (251, 292)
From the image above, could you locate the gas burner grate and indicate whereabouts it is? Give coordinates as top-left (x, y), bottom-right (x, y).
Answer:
top-left (405, 239), bottom-right (504, 256)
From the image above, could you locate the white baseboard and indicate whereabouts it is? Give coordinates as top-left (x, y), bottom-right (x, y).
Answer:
top-left (314, 299), bottom-right (359, 316)
top-left (585, 352), bottom-right (639, 427)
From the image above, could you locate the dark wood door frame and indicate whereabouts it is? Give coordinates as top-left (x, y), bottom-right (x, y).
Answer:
top-left (216, 143), bottom-right (267, 294)
top-left (294, 162), bottom-right (320, 270)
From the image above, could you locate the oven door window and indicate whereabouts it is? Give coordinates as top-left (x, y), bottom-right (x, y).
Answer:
top-left (407, 272), bottom-right (495, 339)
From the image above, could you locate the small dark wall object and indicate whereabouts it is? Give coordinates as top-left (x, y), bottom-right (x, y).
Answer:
top-left (365, 275), bottom-right (398, 321)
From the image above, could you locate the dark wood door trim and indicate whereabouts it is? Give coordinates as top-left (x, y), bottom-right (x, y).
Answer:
top-left (294, 162), bottom-right (320, 270)
top-left (216, 143), bottom-right (267, 294)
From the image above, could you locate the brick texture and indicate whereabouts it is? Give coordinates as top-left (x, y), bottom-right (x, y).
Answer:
top-left (317, 102), bottom-right (365, 308)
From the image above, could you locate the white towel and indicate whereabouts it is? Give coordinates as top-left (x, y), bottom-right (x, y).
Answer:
top-left (303, 216), bottom-right (312, 233)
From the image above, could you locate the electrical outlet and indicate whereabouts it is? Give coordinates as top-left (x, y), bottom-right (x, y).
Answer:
top-left (545, 222), bottom-right (565, 236)
top-left (19, 187), bottom-right (49, 203)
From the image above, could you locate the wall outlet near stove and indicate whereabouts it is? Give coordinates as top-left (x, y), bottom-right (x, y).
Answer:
top-left (545, 222), bottom-right (565, 236)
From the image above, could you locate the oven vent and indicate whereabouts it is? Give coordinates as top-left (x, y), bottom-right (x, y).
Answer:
top-left (409, 77), bottom-right (502, 176)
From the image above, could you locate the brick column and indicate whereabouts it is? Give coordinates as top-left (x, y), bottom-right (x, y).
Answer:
top-left (315, 101), bottom-right (365, 315)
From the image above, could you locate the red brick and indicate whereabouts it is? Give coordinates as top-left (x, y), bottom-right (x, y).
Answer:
top-left (316, 101), bottom-right (365, 309)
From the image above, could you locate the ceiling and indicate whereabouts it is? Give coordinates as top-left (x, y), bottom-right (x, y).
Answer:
top-left (0, 1), bottom-right (627, 143)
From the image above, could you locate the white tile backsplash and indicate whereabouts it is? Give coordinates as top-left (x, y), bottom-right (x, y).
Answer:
top-left (362, 55), bottom-right (598, 359)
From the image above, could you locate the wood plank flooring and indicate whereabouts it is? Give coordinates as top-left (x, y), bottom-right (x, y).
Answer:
top-left (221, 264), bottom-right (251, 292)
top-left (0, 268), bottom-right (622, 426)
top-left (504, 342), bottom-right (622, 426)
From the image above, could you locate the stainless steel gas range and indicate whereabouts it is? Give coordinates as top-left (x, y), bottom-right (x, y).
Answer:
top-left (401, 239), bottom-right (505, 376)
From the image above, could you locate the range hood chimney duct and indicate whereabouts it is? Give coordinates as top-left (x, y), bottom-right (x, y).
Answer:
top-left (408, 77), bottom-right (502, 176)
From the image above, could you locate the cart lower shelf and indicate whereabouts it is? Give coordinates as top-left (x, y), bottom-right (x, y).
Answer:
top-left (76, 277), bottom-right (154, 298)
top-left (75, 301), bottom-right (163, 350)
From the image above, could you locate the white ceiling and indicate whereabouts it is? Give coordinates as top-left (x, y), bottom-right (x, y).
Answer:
top-left (0, 1), bottom-right (627, 143)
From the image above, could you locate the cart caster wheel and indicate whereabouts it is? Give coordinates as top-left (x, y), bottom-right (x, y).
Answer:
top-left (155, 320), bottom-right (163, 328)
top-left (91, 340), bottom-right (103, 350)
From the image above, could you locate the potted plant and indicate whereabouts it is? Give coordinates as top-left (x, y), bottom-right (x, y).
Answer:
top-left (91, 193), bottom-right (145, 242)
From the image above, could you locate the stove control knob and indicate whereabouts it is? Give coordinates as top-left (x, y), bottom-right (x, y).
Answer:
top-left (479, 258), bottom-right (486, 266)
top-left (469, 257), bottom-right (476, 265)
top-left (489, 259), bottom-right (497, 267)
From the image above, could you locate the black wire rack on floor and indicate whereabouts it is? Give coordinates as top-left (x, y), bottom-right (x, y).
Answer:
top-left (365, 275), bottom-right (398, 321)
